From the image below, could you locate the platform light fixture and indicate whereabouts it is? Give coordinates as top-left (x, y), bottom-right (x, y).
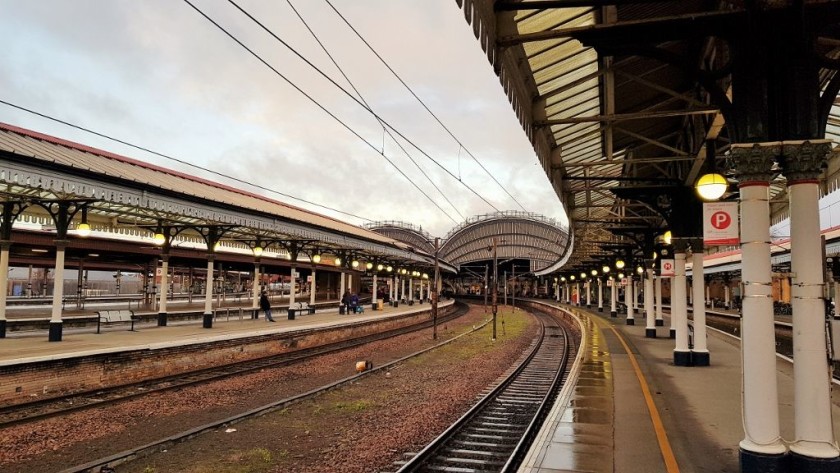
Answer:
top-left (663, 230), bottom-right (672, 246)
top-left (252, 246), bottom-right (264, 257)
top-left (152, 226), bottom-right (166, 246)
top-left (386, 265), bottom-right (393, 272)
top-left (560, 276), bottom-right (566, 282)
top-left (366, 262), bottom-right (373, 270)
top-left (615, 259), bottom-right (625, 270)
top-left (580, 272), bottom-right (587, 279)
top-left (334, 257), bottom-right (342, 267)
top-left (422, 273), bottom-right (429, 279)
top-left (351, 259), bottom-right (360, 269)
top-left (636, 266), bottom-right (644, 275)
top-left (570, 275), bottom-right (576, 281)
top-left (76, 208), bottom-right (91, 237)
top-left (377, 264), bottom-right (384, 271)
top-left (591, 269), bottom-right (598, 276)
top-left (618, 272), bottom-right (625, 279)
top-left (602, 265), bottom-right (610, 274)
top-left (312, 253), bottom-right (321, 264)
top-left (696, 172), bottom-right (728, 201)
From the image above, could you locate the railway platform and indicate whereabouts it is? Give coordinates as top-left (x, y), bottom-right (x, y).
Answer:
top-left (0, 298), bottom-right (451, 366)
top-left (521, 300), bottom-right (840, 473)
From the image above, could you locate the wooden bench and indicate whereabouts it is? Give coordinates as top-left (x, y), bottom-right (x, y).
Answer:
top-left (96, 310), bottom-right (139, 334)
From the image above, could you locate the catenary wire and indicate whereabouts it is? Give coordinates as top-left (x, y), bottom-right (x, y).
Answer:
top-left (285, 0), bottom-right (465, 221)
top-left (181, 0), bottom-right (460, 225)
top-left (324, 0), bottom-right (528, 212)
top-left (223, 0), bottom-right (500, 213)
top-left (0, 99), bottom-right (372, 222)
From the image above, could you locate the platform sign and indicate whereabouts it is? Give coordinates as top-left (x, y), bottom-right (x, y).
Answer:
top-left (660, 259), bottom-right (675, 277)
top-left (620, 277), bottom-right (629, 286)
top-left (703, 201), bottom-right (739, 246)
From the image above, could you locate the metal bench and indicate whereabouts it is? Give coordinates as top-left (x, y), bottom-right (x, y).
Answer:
top-left (291, 302), bottom-right (316, 315)
top-left (96, 310), bottom-right (139, 334)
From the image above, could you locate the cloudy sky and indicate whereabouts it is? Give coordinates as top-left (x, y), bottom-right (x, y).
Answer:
top-left (0, 0), bottom-right (567, 238)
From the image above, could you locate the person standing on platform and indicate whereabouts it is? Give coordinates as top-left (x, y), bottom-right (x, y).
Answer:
top-left (341, 290), bottom-right (351, 315)
top-left (260, 291), bottom-right (275, 322)
top-left (350, 292), bottom-right (359, 313)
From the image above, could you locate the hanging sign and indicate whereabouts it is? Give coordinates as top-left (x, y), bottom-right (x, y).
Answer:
top-left (703, 202), bottom-right (739, 246)
top-left (660, 259), bottom-right (675, 277)
top-left (620, 277), bottom-right (629, 286)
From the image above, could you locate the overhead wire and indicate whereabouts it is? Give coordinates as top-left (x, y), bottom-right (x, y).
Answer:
top-left (222, 0), bottom-right (500, 213)
top-left (181, 0), bottom-right (460, 225)
top-left (0, 99), bottom-right (373, 222)
top-left (324, 0), bottom-right (528, 212)
top-left (284, 0), bottom-right (464, 221)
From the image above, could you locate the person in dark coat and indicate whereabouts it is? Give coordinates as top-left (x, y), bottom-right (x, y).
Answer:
top-left (341, 290), bottom-right (351, 314)
top-left (350, 293), bottom-right (359, 313)
top-left (260, 291), bottom-right (275, 322)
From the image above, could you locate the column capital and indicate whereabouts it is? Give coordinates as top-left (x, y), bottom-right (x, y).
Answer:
top-left (732, 142), bottom-right (781, 185)
top-left (779, 139), bottom-right (832, 184)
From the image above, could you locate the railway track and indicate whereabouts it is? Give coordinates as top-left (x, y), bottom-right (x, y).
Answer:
top-left (394, 308), bottom-right (577, 473)
top-left (0, 302), bottom-right (468, 428)
top-left (55, 302), bottom-right (496, 473)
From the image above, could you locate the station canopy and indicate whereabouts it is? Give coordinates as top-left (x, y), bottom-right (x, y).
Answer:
top-left (368, 211), bottom-right (572, 276)
top-left (457, 0), bottom-right (840, 275)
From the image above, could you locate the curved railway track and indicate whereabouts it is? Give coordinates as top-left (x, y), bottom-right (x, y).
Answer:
top-left (395, 307), bottom-right (578, 473)
top-left (53, 302), bottom-right (500, 473)
top-left (0, 302), bottom-right (468, 428)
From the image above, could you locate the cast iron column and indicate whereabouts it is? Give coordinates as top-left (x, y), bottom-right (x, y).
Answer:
top-left (0, 241), bottom-right (9, 338)
top-left (673, 241), bottom-right (690, 365)
top-left (610, 280), bottom-right (617, 317)
top-left (203, 255), bottom-right (215, 328)
top-left (733, 143), bottom-right (786, 468)
top-left (655, 275), bottom-right (664, 327)
top-left (252, 259), bottom-right (261, 319)
top-left (691, 240), bottom-right (709, 366)
top-left (158, 254), bottom-right (170, 326)
top-left (782, 140), bottom-right (840, 466)
top-left (597, 277), bottom-right (603, 312)
top-left (625, 277), bottom-right (634, 325)
top-left (585, 279), bottom-right (591, 308)
top-left (645, 268), bottom-right (656, 338)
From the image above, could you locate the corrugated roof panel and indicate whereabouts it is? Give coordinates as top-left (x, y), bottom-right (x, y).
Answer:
top-left (0, 124), bottom-right (401, 246)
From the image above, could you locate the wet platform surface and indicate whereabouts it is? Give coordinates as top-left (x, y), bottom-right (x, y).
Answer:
top-left (521, 302), bottom-right (840, 473)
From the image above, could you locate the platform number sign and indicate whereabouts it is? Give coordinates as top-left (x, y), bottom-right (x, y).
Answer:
top-left (660, 259), bottom-right (675, 277)
top-left (702, 202), bottom-right (739, 246)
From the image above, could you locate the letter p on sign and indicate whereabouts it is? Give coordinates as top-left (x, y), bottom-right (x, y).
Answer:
top-left (703, 202), bottom-right (739, 246)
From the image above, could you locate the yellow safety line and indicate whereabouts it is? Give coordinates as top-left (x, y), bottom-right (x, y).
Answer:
top-left (609, 326), bottom-right (681, 473)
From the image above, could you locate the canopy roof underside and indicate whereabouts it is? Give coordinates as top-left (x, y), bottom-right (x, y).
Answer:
top-left (459, 0), bottom-right (840, 274)
top-left (438, 211), bottom-right (572, 273)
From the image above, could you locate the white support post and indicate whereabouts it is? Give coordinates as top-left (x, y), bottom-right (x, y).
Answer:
top-left (673, 247), bottom-right (689, 364)
top-left (733, 143), bottom-right (785, 464)
top-left (310, 269), bottom-right (316, 306)
top-left (655, 275), bottom-right (664, 326)
top-left (625, 277), bottom-right (634, 325)
top-left (645, 268), bottom-right (655, 338)
top-left (203, 257), bottom-right (214, 328)
top-left (784, 140), bottom-right (839, 462)
top-left (691, 246), bottom-right (709, 365)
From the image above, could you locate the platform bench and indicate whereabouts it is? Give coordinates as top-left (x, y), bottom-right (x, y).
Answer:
top-left (290, 302), bottom-right (316, 315)
top-left (96, 310), bottom-right (139, 334)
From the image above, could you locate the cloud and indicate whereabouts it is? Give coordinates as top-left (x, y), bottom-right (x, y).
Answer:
top-left (0, 0), bottom-right (567, 239)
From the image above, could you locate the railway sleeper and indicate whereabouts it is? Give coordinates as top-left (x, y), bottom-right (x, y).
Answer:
top-left (432, 456), bottom-right (506, 468)
top-left (469, 426), bottom-right (521, 435)
top-left (424, 464), bottom-right (496, 473)
top-left (460, 432), bottom-right (521, 442)
top-left (451, 439), bottom-right (509, 449)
